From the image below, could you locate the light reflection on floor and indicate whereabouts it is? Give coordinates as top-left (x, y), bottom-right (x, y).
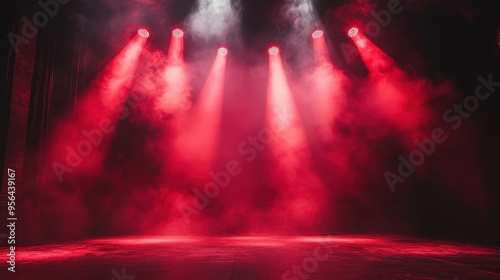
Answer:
top-left (3, 235), bottom-right (500, 280)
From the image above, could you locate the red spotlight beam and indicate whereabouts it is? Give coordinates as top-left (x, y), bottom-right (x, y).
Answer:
top-left (94, 33), bottom-right (149, 108)
top-left (43, 32), bottom-right (148, 184)
top-left (72, 32), bottom-right (148, 131)
top-left (168, 29), bottom-right (185, 65)
top-left (312, 31), bottom-right (330, 64)
top-left (172, 51), bottom-right (228, 178)
top-left (308, 30), bottom-right (348, 140)
top-left (266, 50), bottom-right (312, 167)
top-left (265, 51), bottom-right (325, 229)
top-left (266, 51), bottom-right (299, 136)
top-left (159, 29), bottom-right (189, 113)
top-left (350, 31), bottom-right (429, 142)
top-left (195, 52), bottom-right (227, 118)
top-left (350, 32), bottom-right (401, 77)
top-left (307, 45), bottom-right (347, 141)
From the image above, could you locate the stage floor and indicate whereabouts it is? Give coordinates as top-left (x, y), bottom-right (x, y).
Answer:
top-left (4, 235), bottom-right (500, 280)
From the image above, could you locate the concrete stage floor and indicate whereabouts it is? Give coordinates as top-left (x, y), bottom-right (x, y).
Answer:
top-left (3, 235), bottom-right (500, 280)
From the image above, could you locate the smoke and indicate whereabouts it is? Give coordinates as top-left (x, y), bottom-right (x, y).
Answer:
top-left (278, 0), bottom-right (322, 63)
top-left (33, 0), bottom-right (492, 240)
top-left (39, 47), bottom-right (483, 238)
top-left (280, 0), bottom-right (319, 33)
top-left (186, 0), bottom-right (242, 42)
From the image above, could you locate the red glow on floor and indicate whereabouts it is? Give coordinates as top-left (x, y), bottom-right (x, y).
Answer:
top-left (19, 235), bottom-right (500, 263)
top-left (15, 235), bottom-right (500, 279)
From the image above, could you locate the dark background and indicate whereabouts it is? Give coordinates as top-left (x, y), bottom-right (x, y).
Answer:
top-left (1, 0), bottom-right (499, 243)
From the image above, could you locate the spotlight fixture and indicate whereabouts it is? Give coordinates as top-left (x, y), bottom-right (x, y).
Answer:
top-left (312, 30), bottom-right (324, 39)
top-left (348, 27), bottom-right (359, 38)
top-left (172, 29), bottom-right (184, 38)
top-left (218, 47), bottom-right (228, 56)
top-left (138, 29), bottom-right (150, 38)
top-left (268, 47), bottom-right (279, 55)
